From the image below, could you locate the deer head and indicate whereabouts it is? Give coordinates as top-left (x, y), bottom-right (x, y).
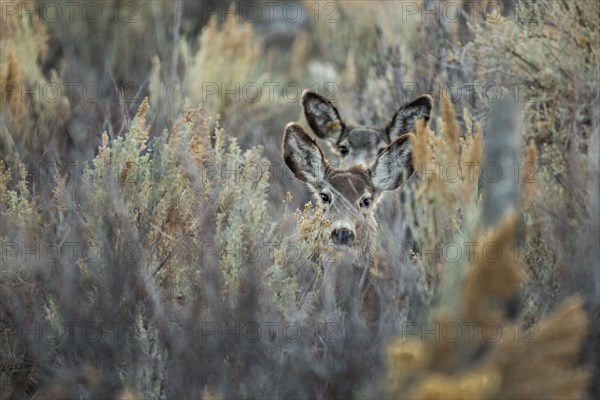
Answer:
top-left (283, 122), bottom-right (414, 260)
top-left (301, 90), bottom-right (432, 168)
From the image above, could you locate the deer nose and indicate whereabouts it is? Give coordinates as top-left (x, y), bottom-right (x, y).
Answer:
top-left (331, 228), bottom-right (355, 246)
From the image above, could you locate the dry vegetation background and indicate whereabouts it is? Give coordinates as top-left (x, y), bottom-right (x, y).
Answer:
top-left (0, 0), bottom-right (598, 398)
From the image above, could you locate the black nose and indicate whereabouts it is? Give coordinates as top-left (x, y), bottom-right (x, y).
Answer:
top-left (331, 228), bottom-right (355, 246)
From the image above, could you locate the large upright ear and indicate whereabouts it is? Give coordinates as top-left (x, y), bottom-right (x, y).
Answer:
top-left (386, 94), bottom-right (433, 141)
top-left (369, 135), bottom-right (413, 191)
top-left (301, 89), bottom-right (344, 142)
top-left (283, 123), bottom-right (327, 185)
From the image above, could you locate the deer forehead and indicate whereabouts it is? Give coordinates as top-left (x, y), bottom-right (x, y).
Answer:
top-left (326, 169), bottom-right (373, 202)
top-left (344, 128), bottom-right (382, 149)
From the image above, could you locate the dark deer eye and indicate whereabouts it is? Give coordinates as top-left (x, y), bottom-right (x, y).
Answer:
top-left (338, 146), bottom-right (349, 156)
top-left (320, 193), bottom-right (331, 203)
top-left (360, 197), bottom-right (372, 208)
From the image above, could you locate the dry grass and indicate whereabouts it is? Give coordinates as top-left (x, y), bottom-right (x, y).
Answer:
top-left (386, 214), bottom-right (590, 399)
top-left (0, 0), bottom-right (596, 398)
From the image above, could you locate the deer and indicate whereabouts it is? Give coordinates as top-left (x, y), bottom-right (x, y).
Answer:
top-left (301, 90), bottom-right (433, 257)
top-left (301, 90), bottom-right (433, 168)
top-left (282, 122), bottom-right (415, 319)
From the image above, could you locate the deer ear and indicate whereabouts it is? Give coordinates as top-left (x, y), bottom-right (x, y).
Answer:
top-left (302, 89), bottom-right (344, 142)
top-left (283, 123), bottom-right (327, 185)
top-left (387, 95), bottom-right (433, 141)
top-left (370, 135), bottom-right (413, 191)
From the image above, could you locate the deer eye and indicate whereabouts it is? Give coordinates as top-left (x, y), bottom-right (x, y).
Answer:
top-left (320, 193), bottom-right (331, 204)
top-left (360, 197), bottom-right (372, 208)
top-left (338, 146), bottom-right (349, 156)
